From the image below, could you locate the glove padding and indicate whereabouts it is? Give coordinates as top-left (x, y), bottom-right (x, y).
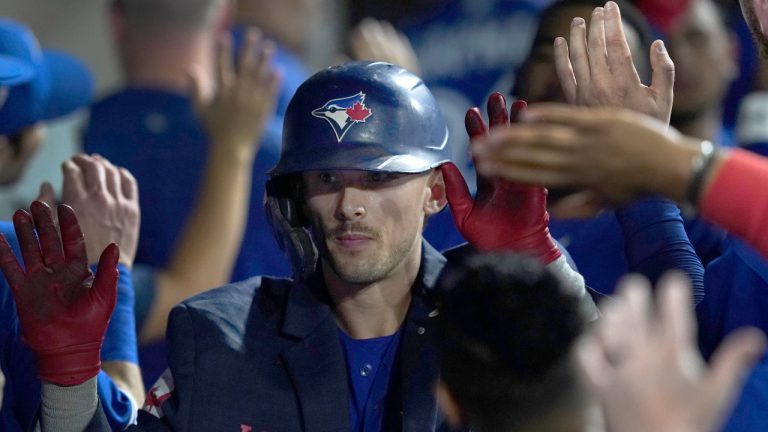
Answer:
top-left (440, 93), bottom-right (562, 263)
top-left (0, 201), bottom-right (118, 386)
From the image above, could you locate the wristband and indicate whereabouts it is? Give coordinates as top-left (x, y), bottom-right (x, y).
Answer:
top-left (682, 140), bottom-right (716, 217)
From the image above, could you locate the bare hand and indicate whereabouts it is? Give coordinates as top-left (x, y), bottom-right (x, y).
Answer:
top-left (577, 273), bottom-right (765, 432)
top-left (472, 103), bottom-right (704, 217)
top-left (35, 181), bottom-right (56, 209)
top-left (350, 18), bottom-right (422, 74)
top-left (554, 1), bottom-right (674, 123)
top-left (62, 154), bottom-right (139, 268)
top-left (191, 28), bottom-right (281, 162)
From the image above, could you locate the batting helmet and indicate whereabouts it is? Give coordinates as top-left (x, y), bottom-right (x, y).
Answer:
top-left (269, 61), bottom-right (450, 176)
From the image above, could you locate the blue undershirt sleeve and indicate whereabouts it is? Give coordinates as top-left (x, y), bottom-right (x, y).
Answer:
top-left (98, 263), bottom-right (139, 363)
top-left (616, 197), bottom-right (705, 304)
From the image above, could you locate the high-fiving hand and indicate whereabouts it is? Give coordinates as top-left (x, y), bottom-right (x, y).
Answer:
top-left (440, 93), bottom-right (561, 263)
top-left (0, 201), bottom-right (119, 386)
top-left (578, 273), bottom-right (766, 432)
top-left (553, 1), bottom-right (674, 123)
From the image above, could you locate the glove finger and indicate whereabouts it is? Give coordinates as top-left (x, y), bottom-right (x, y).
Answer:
top-left (440, 163), bottom-right (474, 226)
top-left (30, 201), bottom-right (65, 268)
top-left (13, 209), bottom-right (44, 273)
top-left (92, 243), bottom-right (119, 314)
top-left (487, 92), bottom-right (509, 129)
top-left (464, 107), bottom-right (487, 140)
top-left (58, 204), bottom-right (88, 272)
top-left (510, 99), bottom-right (528, 123)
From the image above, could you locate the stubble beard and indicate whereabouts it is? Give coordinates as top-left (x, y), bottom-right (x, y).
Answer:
top-left (313, 220), bottom-right (418, 285)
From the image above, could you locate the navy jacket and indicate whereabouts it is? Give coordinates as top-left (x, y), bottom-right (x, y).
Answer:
top-left (121, 242), bottom-right (449, 432)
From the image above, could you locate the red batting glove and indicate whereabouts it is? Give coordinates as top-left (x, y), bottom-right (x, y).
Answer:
top-left (440, 93), bottom-right (561, 263)
top-left (0, 201), bottom-right (118, 386)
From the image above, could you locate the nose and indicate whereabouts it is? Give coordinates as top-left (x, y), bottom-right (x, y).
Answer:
top-left (335, 186), bottom-right (367, 221)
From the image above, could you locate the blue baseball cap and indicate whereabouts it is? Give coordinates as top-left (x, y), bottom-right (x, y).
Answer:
top-left (0, 53), bottom-right (34, 86)
top-left (0, 18), bottom-right (94, 135)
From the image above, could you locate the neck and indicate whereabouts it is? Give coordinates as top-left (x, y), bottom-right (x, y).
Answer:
top-left (671, 106), bottom-right (723, 142)
top-left (325, 239), bottom-right (423, 339)
top-left (119, 30), bottom-right (215, 97)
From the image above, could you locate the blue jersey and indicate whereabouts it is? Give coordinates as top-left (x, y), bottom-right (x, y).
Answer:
top-left (552, 198), bottom-right (704, 300)
top-left (697, 237), bottom-right (768, 432)
top-left (83, 41), bottom-right (306, 281)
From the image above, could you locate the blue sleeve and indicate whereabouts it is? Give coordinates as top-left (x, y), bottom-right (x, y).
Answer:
top-left (98, 263), bottom-right (139, 363)
top-left (616, 197), bottom-right (705, 304)
top-left (131, 264), bottom-right (157, 333)
top-left (0, 222), bottom-right (21, 333)
top-left (684, 217), bottom-right (727, 266)
top-left (722, 356), bottom-right (768, 432)
top-left (97, 370), bottom-right (137, 430)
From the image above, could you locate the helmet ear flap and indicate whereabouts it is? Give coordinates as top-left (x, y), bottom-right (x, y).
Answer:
top-left (265, 177), bottom-right (318, 280)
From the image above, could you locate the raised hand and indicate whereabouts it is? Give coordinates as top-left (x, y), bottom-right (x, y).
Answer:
top-left (190, 27), bottom-right (281, 162)
top-left (0, 201), bottom-right (119, 386)
top-left (440, 93), bottom-right (561, 263)
top-left (470, 104), bottom-right (707, 219)
top-left (350, 18), bottom-right (422, 74)
top-left (62, 154), bottom-right (139, 268)
top-left (554, 1), bottom-right (674, 123)
top-left (577, 273), bottom-right (765, 432)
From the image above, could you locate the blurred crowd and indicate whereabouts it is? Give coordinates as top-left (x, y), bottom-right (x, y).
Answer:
top-left (2, 0), bottom-right (768, 431)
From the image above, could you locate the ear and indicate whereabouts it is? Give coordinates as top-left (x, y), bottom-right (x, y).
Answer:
top-left (423, 168), bottom-right (448, 216)
top-left (435, 382), bottom-right (464, 429)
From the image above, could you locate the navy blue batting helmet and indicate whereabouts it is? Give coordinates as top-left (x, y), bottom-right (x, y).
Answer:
top-left (269, 61), bottom-right (450, 176)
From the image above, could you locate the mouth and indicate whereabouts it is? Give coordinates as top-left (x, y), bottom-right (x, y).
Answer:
top-left (332, 232), bottom-right (375, 249)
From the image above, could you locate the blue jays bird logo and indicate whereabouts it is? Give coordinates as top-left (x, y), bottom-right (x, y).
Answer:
top-left (312, 92), bottom-right (373, 142)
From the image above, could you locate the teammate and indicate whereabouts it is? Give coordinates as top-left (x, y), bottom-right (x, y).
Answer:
top-left (0, 19), bottom-right (143, 430)
top-left (3, 60), bottom-right (595, 431)
top-left (511, 0), bottom-right (704, 299)
top-left (435, 252), bottom-right (764, 432)
top-left (435, 252), bottom-right (592, 432)
top-left (663, 0), bottom-right (739, 266)
top-left (467, 0), bottom-right (768, 259)
top-left (85, 0), bottom-right (289, 387)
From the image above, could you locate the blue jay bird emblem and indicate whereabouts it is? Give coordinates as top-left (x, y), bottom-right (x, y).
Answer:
top-left (311, 92), bottom-right (373, 142)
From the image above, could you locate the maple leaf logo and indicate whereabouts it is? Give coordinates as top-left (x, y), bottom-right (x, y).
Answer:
top-left (346, 102), bottom-right (372, 122)
top-left (312, 92), bottom-right (374, 142)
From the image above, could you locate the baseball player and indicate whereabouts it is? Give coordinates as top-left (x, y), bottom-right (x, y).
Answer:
top-left (1, 61), bottom-right (596, 431)
top-left (0, 19), bottom-right (143, 431)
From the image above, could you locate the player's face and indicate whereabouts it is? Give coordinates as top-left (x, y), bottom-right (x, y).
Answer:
top-left (302, 169), bottom-right (443, 284)
top-left (668, 0), bottom-right (736, 117)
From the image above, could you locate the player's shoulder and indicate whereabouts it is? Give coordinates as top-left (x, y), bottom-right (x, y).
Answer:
top-left (176, 275), bottom-right (294, 323)
top-left (167, 276), bottom-right (295, 350)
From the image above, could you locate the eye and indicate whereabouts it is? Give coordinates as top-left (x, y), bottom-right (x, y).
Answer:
top-left (366, 171), bottom-right (399, 184)
top-left (318, 172), bottom-right (337, 184)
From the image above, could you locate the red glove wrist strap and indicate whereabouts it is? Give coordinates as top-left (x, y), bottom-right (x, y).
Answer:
top-left (32, 341), bottom-right (102, 386)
